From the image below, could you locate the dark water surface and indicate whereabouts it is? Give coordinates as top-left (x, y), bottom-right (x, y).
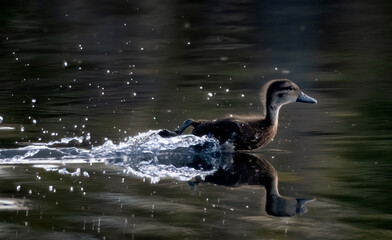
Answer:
top-left (1, 0), bottom-right (392, 239)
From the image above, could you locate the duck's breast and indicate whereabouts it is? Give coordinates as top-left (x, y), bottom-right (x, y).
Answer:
top-left (253, 124), bottom-right (277, 148)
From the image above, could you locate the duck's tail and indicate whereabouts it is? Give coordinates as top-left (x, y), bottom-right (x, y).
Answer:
top-left (175, 118), bottom-right (195, 134)
top-left (158, 118), bottom-right (195, 138)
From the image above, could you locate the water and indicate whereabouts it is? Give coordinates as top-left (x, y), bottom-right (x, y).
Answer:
top-left (1, 0), bottom-right (392, 239)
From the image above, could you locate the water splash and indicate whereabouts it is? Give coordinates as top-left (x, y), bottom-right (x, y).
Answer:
top-left (91, 130), bottom-right (221, 155)
top-left (90, 130), bottom-right (227, 183)
top-left (0, 130), bottom-right (231, 183)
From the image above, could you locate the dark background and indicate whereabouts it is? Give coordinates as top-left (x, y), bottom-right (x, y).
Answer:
top-left (0, 1), bottom-right (391, 239)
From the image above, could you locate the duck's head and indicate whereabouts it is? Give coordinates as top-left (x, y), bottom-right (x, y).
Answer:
top-left (263, 79), bottom-right (317, 108)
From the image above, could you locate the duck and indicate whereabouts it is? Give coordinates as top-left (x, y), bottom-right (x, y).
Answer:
top-left (158, 79), bottom-right (317, 150)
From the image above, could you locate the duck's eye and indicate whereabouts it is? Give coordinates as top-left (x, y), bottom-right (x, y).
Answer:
top-left (279, 86), bottom-right (295, 91)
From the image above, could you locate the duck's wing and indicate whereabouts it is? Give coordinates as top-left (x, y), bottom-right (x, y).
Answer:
top-left (192, 118), bottom-right (235, 135)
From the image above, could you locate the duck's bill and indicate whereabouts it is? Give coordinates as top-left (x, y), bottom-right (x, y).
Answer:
top-left (296, 92), bottom-right (317, 104)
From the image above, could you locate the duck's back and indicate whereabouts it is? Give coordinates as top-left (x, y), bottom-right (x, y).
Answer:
top-left (191, 117), bottom-right (274, 150)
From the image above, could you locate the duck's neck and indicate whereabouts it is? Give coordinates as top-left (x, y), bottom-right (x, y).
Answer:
top-left (265, 104), bottom-right (281, 126)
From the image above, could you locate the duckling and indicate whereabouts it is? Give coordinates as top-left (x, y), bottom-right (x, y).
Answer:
top-left (159, 79), bottom-right (317, 150)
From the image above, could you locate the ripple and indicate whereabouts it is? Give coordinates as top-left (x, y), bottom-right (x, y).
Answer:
top-left (0, 198), bottom-right (30, 210)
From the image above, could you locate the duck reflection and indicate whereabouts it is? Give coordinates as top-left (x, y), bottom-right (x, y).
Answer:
top-left (193, 153), bottom-right (314, 217)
